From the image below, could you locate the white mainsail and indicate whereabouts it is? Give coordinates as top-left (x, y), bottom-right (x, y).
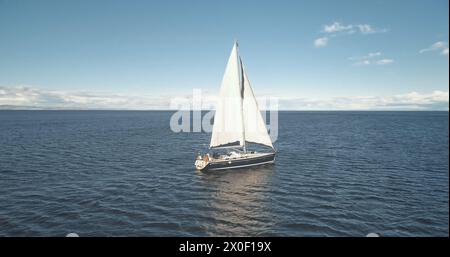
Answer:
top-left (210, 42), bottom-right (274, 150)
top-left (210, 42), bottom-right (245, 148)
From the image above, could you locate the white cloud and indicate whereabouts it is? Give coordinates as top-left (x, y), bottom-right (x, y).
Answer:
top-left (356, 24), bottom-right (388, 34)
top-left (1, 85), bottom-right (448, 111)
top-left (419, 41), bottom-right (446, 53)
top-left (420, 41), bottom-right (449, 56)
top-left (357, 24), bottom-right (374, 34)
top-left (349, 52), bottom-right (382, 61)
top-left (316, 22), bottom-right (388, 47)
top-left (0, 85), bottom-right (172, 110)
top-left (353, 60), bottom-right (371, 66)
top-left (278, 90), bottom-right (449, 110)
top-left (322, 22), bottom-right (387, 35)
top-left (314, 37), bottom-right (328, 47)
top-left (376, 59), bottom-right (394, 65)
top-left (367, 52), bottom-right (382, 58)
top-left (323, 22), bottom-right (353, 33)
top-left (349, 52), bottom-right (394, 66)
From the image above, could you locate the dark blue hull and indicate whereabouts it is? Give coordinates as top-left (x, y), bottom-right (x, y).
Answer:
top-left (201, 152), bottom-right (276, 171)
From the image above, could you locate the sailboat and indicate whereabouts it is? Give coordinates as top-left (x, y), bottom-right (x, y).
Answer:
top-left (195, 41), bottom-right (276, 171)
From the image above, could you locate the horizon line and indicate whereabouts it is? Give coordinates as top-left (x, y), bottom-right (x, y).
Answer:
top-left (0, 108), bottom-right (448, 112)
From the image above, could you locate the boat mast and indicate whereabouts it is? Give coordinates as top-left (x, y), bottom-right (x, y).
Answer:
top-left (236, 40), bottom-right (247, 153)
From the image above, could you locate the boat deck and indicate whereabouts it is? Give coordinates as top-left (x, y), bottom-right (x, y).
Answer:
top-left (209, 152), bottom-right (273, 163)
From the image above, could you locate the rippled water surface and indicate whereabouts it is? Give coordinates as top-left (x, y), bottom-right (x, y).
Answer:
top-left (0, 111), bottom-right (448, 236)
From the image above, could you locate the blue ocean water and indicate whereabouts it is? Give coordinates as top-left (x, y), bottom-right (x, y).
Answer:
top-left (0, 111), bottom-right (448, 236)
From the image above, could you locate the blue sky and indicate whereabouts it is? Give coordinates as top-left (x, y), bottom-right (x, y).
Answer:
top-left (0, 0), bottom-right (448, 110)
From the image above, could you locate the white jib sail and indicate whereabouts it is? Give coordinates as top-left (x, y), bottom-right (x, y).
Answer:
top-left (210, 42), bottom-right (245, 148)
top-left (241, 59), bottom-right (274, 149)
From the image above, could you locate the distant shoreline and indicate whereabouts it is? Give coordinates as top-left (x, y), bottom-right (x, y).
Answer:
top-left (0, 108), bottom-right (448, 112)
